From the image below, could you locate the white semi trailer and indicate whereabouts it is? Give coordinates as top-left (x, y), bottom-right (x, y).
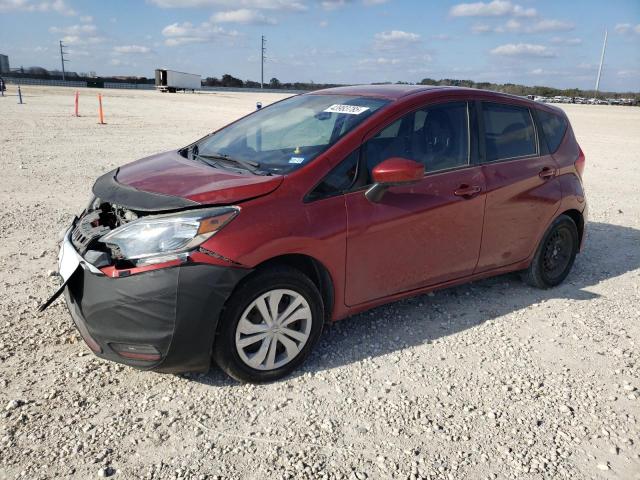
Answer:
top-left (155, 69), bottom-right (201, 93)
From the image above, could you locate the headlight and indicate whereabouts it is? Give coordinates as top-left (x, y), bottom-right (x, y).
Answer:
top-left (99, 207), bottom-right (238, 265)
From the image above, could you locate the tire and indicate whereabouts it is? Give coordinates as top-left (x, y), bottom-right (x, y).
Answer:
top-left (522, 214), bottom-right (579, 289)
top-left (213, 266), bottom-right (324, 383)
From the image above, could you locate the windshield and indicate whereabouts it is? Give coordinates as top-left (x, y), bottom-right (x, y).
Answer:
top-left (191, 94), bottom-right (389, 174)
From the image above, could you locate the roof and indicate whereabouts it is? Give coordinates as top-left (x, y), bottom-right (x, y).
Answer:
top-left (309, 84), bottom-right (548, 111)
top-left (310, 84), bottom-right (450, 100)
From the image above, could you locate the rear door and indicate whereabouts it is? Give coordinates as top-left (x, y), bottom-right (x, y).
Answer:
top-left (344, 100), bottom-right (486, 306)
top-left (475, 101), bottom-right (561, 272)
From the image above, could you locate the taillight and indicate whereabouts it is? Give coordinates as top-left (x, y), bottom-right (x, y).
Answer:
top-left (575, 147), bottom-right (585, 178)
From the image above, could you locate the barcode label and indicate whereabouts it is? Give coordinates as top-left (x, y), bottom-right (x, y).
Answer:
top-left (323, 104), bottom-right (370, 115)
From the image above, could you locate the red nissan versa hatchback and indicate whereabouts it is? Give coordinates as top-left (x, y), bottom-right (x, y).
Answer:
top-left (41, 85), bottom-right (587, 383)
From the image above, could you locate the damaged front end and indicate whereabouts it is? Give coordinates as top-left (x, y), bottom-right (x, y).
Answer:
top-left (71, 198), bottom-right (239, 270)
top-left (42, 179), bottom-right (252, 373)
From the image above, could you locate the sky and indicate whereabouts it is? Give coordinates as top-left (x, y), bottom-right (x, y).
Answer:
top-left (1, 0), bottom-right (639, 92)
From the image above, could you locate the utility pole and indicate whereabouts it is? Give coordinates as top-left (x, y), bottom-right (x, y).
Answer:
top-left (261, 35), bottom-right (266, 89)
top-left (59, 40), bottom-right (69, 80)
top-left (594, 29), bottom-right (607, 97)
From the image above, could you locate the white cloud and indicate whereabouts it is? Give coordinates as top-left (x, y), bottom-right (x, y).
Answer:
top-left (375, 30), bottom-right (420, 42)
top-left (319, 20), bottom-right (328, 27)
top-left (49, 23), bottom-right (105, 44)
top-left (471, 23), bottom-right (492, 33)
top-left (113, 45), bottom-right (152, 54)
top-left (617, 69), bottom-right (640, 78)
top-left (49, 24), bottom-right (97, 35)
top-left (321, 0), bottom-right (346, 9)
top-left (320, 0), bottom-right (388, 9)
top-left (373, 29), bottom-right (421, 50)
top-left (161, 21), bottom-right (239, 46)
top-left (358, 57), bottom-right (401, 66)
top-left (67, 48), bottom-right (90, 56)
top-left (211, 8), bottom-right (276, 24)
top-left (430, 33), bottom-right (452, 40)
top-left (0, 0), bottom-right (75, 15)
top-left (357, 51), bottom-right (432, 74)
top-left (374, 30), bottom-right (420, 43)
top-left (476, 17), bottom-right (573, 34)
top-left (614, 23), bottom-right (631, 34)
top-left (550, 37), bottom-right (582, 45)
top-left (490, 43), bottom-right (555, 57)
top-left (527, 19), bottom-right (573, 33)
top-left (614, 23), bottom-right (640, 35)
top-left (577, 62), bottom-right (596, 71)
top-left (148, 0), bottom-right (306, 11)
top-left (79, 15), bottom-right (93, 22)
top-left (450, 0), bottom-right (535, 18)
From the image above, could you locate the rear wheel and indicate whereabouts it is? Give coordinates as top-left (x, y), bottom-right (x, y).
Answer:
top-left (522, 214), bottom-right (579, 289)
top-left (213, 266), bottom-right (323, 383)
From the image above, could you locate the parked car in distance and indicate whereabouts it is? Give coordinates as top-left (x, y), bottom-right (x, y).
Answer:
top-left (42, 85), bottom-right (588, 383)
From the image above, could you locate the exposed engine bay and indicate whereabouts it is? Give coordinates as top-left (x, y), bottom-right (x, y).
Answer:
top-left (71, 200), bottom-right (142, 266)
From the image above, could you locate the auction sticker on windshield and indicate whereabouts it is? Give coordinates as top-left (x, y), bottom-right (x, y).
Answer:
top-left (324, 104), bottom-right (370, 115)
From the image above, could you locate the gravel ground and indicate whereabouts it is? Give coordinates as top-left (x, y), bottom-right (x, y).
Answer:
top-left (0, 86), bottom-right (638, 480)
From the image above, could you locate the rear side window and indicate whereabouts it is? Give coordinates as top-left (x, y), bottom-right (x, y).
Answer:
top-left (537, 109), bottom-right (568, 153)
top-left (482, 102), bottom-right (537, 161)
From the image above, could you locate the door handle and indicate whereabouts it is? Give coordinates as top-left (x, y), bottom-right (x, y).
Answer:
top-left (539, 167), bottom-right (557, 180)
top-left (454, 185), bottom-right (482, 198)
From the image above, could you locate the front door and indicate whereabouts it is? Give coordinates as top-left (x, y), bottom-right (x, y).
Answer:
top-left (345, 101), bottom-right (486, 306)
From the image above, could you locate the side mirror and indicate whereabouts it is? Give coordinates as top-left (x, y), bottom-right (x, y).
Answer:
top-left (365, 157), bottom-right (424, 202)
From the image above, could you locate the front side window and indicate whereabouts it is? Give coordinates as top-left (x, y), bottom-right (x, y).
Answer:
top-left (482, 102), bottom-right (537, 161)
top-left (364, 102), bottom-right (470, 181)
top-left (192, 95), bottom-right (388, 174)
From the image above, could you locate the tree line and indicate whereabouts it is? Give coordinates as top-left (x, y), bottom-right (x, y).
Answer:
top-left (4, 69), bottom-right (637, 99)
top-left (415, 78), bottom-right (638, 100)
top-left (202, 74), bottom-right (341, 91)
top-left (204, 74), bottom-right (638, 99)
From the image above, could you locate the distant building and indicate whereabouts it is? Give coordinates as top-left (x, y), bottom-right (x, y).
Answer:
top-left (0, 54), bottom-right (10, 74)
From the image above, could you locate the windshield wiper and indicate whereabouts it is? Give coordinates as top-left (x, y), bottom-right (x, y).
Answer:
top-left (195, 153), bottom-right (265, 175)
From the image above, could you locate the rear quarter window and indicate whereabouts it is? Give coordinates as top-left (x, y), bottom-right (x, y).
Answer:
top-left (537, 109), bottom-right (568, 153)
top-left (482, 102), bottom-right (537, 162)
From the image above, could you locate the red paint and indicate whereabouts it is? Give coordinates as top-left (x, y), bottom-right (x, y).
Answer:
top-left (371, 157), bottom-right (424, 184)
top-left (345, 166), bottom-right (486, 305)
top-left (111, 85), bottom-right (587, 322)
top-left (475, 154), bottom-right (562, 272)
top-left (116, 150), bottom-right (283, 205)
top-left (574, 147), bottom-right (585, 178)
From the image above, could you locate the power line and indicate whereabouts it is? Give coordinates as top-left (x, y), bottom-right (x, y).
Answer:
top-left (261, 35), bottom-right (266, 89)
top-left (59, 40), bottom-right (69, 81)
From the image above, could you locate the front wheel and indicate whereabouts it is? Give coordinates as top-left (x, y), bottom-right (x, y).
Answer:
top-left (213, 266), bottom-right (324, 383)
top-left (522, 214), bottom-right (579, 289)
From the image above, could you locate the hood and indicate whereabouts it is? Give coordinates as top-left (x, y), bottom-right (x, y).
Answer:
top-left (93, 150), bottom-right (283, 211)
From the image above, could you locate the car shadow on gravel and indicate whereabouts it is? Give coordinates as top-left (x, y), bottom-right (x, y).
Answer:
top-left (193, 221), bottom-right (639, 385)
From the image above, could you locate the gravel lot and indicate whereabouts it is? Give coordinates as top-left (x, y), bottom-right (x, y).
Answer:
top-left (1, 86), bottom-right (638, 480)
